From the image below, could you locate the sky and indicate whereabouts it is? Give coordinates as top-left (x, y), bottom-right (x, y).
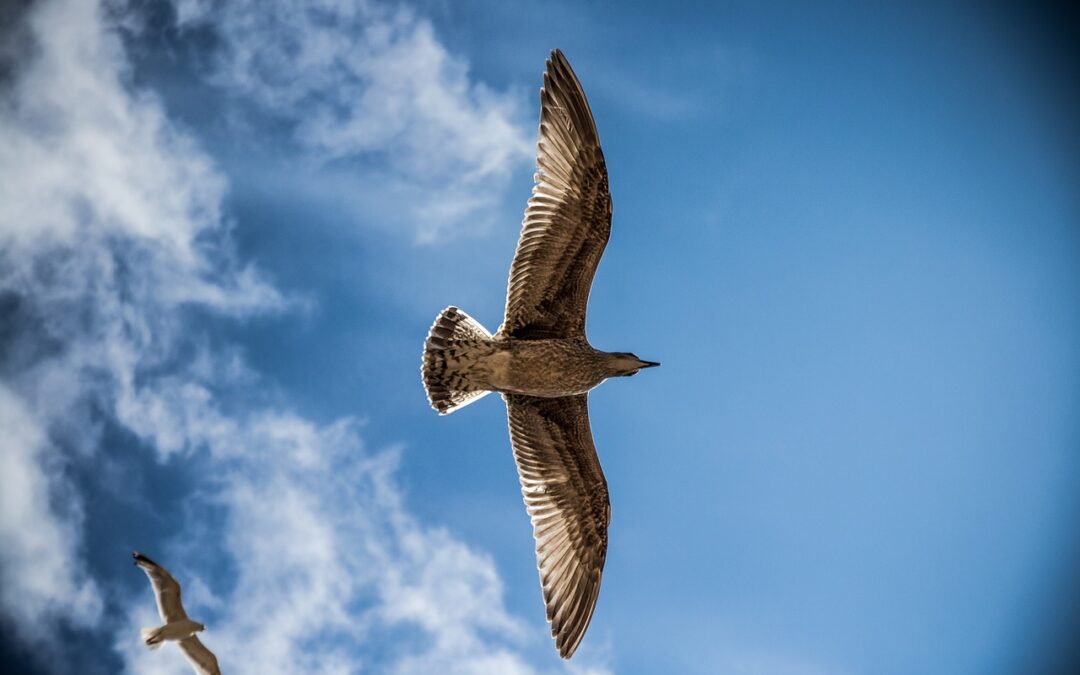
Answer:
top-left (1, 1), bottom-right (1078, 674)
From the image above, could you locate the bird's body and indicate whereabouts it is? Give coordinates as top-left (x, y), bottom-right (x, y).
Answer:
top-left (141, 618), bottom-right (205, 648)
top-left (493, 338), bottom-right (625, 395)
top-left (430, 334), bottom-right (643, 398)
top-left (421, 49), bottom-right (657, 659)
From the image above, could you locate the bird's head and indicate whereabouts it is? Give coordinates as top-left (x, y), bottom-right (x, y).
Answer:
top-left (195, 622), bottom-right (206, 633)
top-left (606, 352), bottom-right (660, 377)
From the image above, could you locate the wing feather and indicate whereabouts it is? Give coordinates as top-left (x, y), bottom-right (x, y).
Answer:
top-left (499, 50), bottom-right (612, 340)
top-left (132, 551), bottom-right (188, 623)
top-left (504, 394), bottom-right (610, 658)
top-left (179, 636), bottom-right (221, 675)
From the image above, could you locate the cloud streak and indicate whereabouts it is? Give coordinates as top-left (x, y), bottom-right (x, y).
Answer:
top-left (115, 411), bottom-right (552, 675)
top-left (0, 0), bottom-right (279, 643)
top-left (175, 0), bottom-right (533, 243)
top-left (0, 383), bottom-right (101, 645)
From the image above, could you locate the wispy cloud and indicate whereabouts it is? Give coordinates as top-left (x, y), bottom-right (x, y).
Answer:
top-left (114, 410), bottom-right (547, 675)
top-left (0, 1), bottom-right (606, 673)
top-left (0, 0), bottom-right (279, 643)
top-left (0, 384), bottom-right (101, 644)
top-left (174, 0), bottom-right (533, 243)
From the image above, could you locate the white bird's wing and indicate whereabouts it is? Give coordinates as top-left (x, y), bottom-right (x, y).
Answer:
top-left (132, 551), bottom-right (188, 623)
top-left (499, 49), bottom-right (612, 340)
top-left (504, 393), bottom-right (610, 658)
top-left (179, 636), bottom-right (221, 675)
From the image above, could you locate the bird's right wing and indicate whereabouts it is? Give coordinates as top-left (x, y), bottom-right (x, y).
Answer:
top-left (179, 636), bottom-right (221, 675)
top-left (132, 551), bottom-right (188, 623)
top-left (504, 393), bottom-right (610, 658)
top-left (499, 50), bottom-right (612, 340)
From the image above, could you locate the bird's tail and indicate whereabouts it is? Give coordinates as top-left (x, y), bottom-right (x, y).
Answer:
top-left (422, 306), bottom-right (493, 415)
top-left (141, 627), bottom-right (164, 650)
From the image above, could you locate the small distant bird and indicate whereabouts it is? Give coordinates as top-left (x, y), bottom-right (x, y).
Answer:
top-left (133, 551), bottom-right (221, 675)
top-left (421, 49), bottom-right (658, 658)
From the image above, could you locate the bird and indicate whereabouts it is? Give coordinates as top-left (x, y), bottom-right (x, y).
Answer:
top-left (421, 49), bottom-right (658, 659)
top-left (132, 551), bottom-right (222, 675)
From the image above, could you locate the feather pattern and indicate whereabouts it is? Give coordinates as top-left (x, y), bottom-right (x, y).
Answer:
top-left (499, 49), bottom-right (612, 340)
top-left (504, 393), bottom-right (610, 658)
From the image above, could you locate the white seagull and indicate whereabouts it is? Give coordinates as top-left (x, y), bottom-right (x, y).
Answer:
top-left (133, 551), bottom-right (221, 675)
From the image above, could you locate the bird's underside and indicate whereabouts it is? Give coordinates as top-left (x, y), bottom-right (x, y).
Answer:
top-left (133, 552), bottom-right (221, 675)
top-left (422, 49), bottom-right (637, 659)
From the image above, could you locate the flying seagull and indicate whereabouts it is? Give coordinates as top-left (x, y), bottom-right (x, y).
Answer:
top-left (421, 49), bottom-right (658, 658)
top-left (133, 551), bottom-right (221, 675)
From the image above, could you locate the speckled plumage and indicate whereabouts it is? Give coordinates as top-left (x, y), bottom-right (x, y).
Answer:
top-left (421, 50), bottom-right (657, 659)
top-left (494, 339), bottom-right (619, 395)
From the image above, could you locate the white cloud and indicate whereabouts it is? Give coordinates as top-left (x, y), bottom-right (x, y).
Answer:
top-left (115, 412), bottom-right (553, 675)
top-left (0, 2), bottom-right (280, 313)
top-left (0, 0), bottom-right (277, 642)
top-left (0, 1), bottom-right (608, 673)
top-left (0, 384), bottom-right (101, 642)
top-left (173, 0), bottom-right (533, 242)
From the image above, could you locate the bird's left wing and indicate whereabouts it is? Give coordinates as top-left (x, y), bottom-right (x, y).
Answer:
top-left (179, 636), bottom-right (221, 675)
top-left (504, 393), bottom-right (610, 658)
top-left (499, 50), bottom-right (612, 340)
top-left (132, 551), bottom-right (188, 623)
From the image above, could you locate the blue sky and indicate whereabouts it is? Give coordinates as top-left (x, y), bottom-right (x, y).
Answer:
top-left (1, 1), bottom-right (1078, 674)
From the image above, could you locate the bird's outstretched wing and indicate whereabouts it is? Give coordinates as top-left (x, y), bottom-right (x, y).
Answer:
top-left (504, 394), bottom-right (610, 658)
top-left (179, 636), bottom-right (221, 675)
top-left (132, 551), bottom-right (188, 623)
top-left (499, 49), bottom-right (612, 340)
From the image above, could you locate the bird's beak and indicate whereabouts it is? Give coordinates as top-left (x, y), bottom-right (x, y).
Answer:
top-left (637, 359), bottom-right (660, 369)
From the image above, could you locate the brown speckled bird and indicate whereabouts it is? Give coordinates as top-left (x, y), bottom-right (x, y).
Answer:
top-left (421, 49), bottom-right (658, 659)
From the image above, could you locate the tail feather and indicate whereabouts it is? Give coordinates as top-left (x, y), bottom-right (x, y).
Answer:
top-left (422, 306), bottom-right (493, 415)
top-left (141, 627), bottom-right (164, 651)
